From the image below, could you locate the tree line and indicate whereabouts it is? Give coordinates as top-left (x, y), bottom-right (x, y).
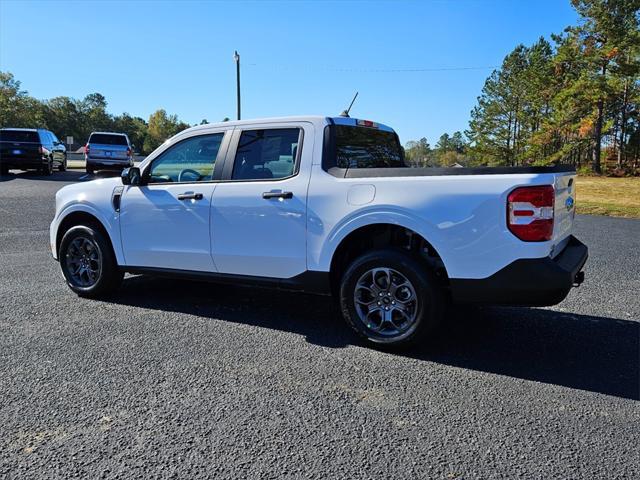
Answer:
top-left (1, 0), bottom-right (636, 170)
top-left (0, 71), bottom-right (202, 154)
top-left (405, 0), bottom-right (639, 174)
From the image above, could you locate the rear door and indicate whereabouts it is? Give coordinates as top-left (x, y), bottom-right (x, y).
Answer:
top-left (119, 131), bottom-right (229, 271)
top-left (210, 123), bottom-right (312, 278)
top-left (40, 130), bottom-right (56, 156)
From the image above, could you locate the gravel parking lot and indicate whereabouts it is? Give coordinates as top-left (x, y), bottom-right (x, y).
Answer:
top-left (1, 170), bottom-right (638, 479)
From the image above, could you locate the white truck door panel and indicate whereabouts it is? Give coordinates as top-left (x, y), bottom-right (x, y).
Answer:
top-left (119, 130), bottom-right (229, 272)
top-left (119, 184), bottom-right (217, 271)
top-left (210, 183), bottom-right (306, 277)
top-left (210, 123), bottom-right (313, 278)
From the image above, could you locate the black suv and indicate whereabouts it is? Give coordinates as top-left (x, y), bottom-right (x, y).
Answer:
top-left (0, 128), bottom-right (67, 175)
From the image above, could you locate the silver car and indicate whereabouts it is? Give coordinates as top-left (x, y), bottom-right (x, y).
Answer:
top-left (85, 132), bottom-right (133, 174)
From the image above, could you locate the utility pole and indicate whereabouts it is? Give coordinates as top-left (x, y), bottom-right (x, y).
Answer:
top-left (234, 51), bottom-right (241, 120)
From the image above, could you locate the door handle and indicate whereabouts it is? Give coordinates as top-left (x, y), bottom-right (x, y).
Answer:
top-left (262, 191), bottom-right (293, 200)
top-left (178, 192), bottom-right (204, 200)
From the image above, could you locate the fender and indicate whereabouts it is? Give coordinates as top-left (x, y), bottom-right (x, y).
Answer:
top-left (51, 202), bottom-right (124, 265)
top-left (314, 205), bottom-right (452, 275)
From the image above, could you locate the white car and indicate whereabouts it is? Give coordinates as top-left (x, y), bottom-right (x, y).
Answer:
top-left (50, 116), bottom-right (587, 347)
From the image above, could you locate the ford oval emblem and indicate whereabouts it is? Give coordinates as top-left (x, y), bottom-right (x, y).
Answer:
top-left (565, 196), bottom-right (574, 211)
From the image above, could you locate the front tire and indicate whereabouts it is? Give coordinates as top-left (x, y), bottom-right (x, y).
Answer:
top-left (59, 154), bottom-right (67, 172)
top-left (339, 249), bottom-right (444, 348)
top-left (59, 225), bottom-right (123, 297)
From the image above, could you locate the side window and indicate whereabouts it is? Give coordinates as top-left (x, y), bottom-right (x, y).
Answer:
top-left (148, 133), bottom-right (224, 183)
top-left (50, 132), bottom-right (59, 144)
top-left (39, 131), bottom-right (51, 145)
top-left (231, 128), bottom-right (300, 180)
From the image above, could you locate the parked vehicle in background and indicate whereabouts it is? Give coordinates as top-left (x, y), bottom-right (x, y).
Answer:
top-left (85, 132), bottom-right (133, 174)
top-left (0, 128), bottom-right (67, 175)
top-left (50, 116), bottom-right (587, 349)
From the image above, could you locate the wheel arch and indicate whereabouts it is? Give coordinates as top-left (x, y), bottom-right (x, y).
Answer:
top-left (55, 209), bottom-right (121, 264)
top-left (327, 222), bottom-right (450, 295)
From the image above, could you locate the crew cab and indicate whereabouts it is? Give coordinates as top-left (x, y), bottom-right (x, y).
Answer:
top-left (50, 116), bottom-right (588, 347)
top-left (1, 128), bottom-right (67, 175)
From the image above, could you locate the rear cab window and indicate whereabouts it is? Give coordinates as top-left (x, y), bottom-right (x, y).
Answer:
top-left (89, 134), bottom-right (129, 146)
top-left (324, 120), bottom-right (406, 172)
top-left (0, 130), bottom-right (40, 143)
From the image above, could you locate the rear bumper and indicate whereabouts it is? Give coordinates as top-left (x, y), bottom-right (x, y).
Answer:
top-left (1, 156), bottom-right (47, 169)
top-left (86, 158), bottom-right (132, 170)
top-left (450, 235), bottom-right (588, 306)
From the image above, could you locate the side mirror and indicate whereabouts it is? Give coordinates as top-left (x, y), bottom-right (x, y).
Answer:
top-left (121, 167), bottom-right (141, 186)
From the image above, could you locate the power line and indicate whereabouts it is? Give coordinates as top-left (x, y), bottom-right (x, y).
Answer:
top-left (245, 63), bottom-right (499, 73)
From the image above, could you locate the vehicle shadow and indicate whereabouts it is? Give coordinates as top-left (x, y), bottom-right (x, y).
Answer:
top-left (111, 275), bottom-right (639, 400)
top-left (415, 305), bottom-right (639, 401)
top-left (0, 170), bottom-right (120, 182)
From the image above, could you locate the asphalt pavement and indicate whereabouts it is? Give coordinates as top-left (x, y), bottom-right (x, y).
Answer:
top-left (1, 170), bottom-right (638, 479)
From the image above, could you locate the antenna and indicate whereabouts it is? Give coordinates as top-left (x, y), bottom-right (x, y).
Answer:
top-left (340, 92), bottom-right (359, 117)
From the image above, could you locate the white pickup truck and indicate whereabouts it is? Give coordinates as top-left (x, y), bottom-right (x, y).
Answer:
top-left (50, 116), bottom-right (588, 347)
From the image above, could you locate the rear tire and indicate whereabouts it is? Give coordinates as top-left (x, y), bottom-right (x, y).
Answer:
top-left (59, 225), bottom-right (123, 297)
top-left (41, 158), bottom-right (53, 176)
top-left (0, 165), bottom-right (8, 176)
top-left (86, 165), bottom-right (94, 175)
top-left (339, 248), bottom-right (444, 349)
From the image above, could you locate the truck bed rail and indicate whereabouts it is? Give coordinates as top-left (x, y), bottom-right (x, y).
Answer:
top-left (329, 164), bottom-right (575, 179)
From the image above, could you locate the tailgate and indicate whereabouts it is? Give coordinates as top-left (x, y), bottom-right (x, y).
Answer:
top-left (552, 172), bottom-right (576, 251)
top-left (88, 143), bottom-right (129, 159)
top-left (0, 141), bottom-right (41, 160)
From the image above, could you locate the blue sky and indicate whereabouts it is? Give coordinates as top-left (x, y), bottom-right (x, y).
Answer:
top-left (0, 0), bottom-right (578, 144)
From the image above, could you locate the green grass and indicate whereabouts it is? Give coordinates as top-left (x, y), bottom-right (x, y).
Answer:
top-left (576, 176), bottom-right (640, 218)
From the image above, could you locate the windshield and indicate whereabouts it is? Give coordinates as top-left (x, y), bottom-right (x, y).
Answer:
top-left (335, 125), bottom-right (405, 169)
top-left (0, 130), bottom-right (40, 143)
top-left (89, 134), bottom-right (128, 146)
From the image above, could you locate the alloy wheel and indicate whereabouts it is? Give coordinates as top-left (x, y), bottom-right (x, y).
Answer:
top-left (64, 236), bottom-right (102, 287)
top-left (353, 267), bottom-right (419, 337)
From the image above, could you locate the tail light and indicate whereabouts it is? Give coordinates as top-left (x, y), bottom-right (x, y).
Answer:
top-left (126, 147), bottom-right (132, 156)
top-left (38, 146), bottom-right (44, 154)
top-left (507, 185), bottom-right (554, 242)
top-left (85, 144), bottom-right (90, 155)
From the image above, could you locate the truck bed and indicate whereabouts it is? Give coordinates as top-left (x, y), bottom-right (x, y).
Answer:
top-left (329, 164), bottom-right (575, 178)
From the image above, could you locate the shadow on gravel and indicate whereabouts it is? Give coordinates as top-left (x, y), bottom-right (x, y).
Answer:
top-left (417, 305), bottom-right (639, 401)
top-left (115, 275), bottom-right (351, 349)
top-left (112, 275), bottom-right (639, 400)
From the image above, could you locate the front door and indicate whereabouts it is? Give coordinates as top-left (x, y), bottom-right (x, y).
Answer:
top-left (119, 131), bottom-right (227, 272)
top-left (211, 124), bottom-right (312, 279)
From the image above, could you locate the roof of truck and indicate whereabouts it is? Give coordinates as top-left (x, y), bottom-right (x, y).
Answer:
top-left (89, 131), bottom-right (129, 136)
top-left (185, 116), bottom-right (395, 134)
